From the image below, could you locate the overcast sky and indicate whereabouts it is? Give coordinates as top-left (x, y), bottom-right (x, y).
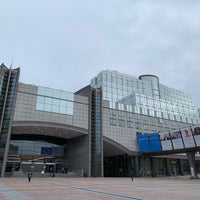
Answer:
top-left (1, 0), bottom-right (200, 106)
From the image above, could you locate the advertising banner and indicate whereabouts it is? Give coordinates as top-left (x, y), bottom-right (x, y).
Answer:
top-left (180, 127), bottom-right (195, 148)
top-left (191, 125), bottom-right (200, 146)
top-left (170, 130), bottom-right (184, 149)
top-left (41, 147), bottom-right (52, 155)
top-left (137, 125), bottom-right (200, 154)
top-left (159, 131), bottom-right (173, 151)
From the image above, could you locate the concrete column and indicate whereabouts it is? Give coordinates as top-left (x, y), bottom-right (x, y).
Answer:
top-left (134, 156), bottom-right (139, 177)
top-left (186, 152), bottom-right (199, 179)
top-left (151, 158), bottom-right (156, 177)
top-left (178, 159), bottom-right (184, 176)
top-left (165, 158), bottom-right (171, 176)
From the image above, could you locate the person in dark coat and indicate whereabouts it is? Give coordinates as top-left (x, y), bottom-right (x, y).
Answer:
top-left (130, 171), bottom-right (134, 181)
top-left (28, 173), bottom-right (32, 183)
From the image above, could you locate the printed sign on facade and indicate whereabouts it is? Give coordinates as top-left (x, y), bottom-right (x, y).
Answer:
top-left (191, 125), bottom-right (200, 146)
top-left (137, 125), bottom-right (200, 154)
top-left (170, 130), bottom-right (184, 149)
top-left (180, 127), bottom-right (195, 148)
top-left (159, 131), bottom-right (173, 151)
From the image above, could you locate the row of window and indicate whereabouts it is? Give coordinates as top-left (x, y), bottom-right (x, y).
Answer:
top-left (135, 93), bottom-right (194, 110)
top-left (109, 108), bottom-right (199, 125)
top-left (109, 118), bottom-right (187, 132)
top-left (36, 96), bottom-right (74, 115)
top-left (95, 71), bottom-right (192, 104)
top-left (99, 83), bottom-right (191, 108)
top-left (10, 140), bottom-right (66, 156)
top-left (108, 98), bottom-right (197, 118)
top-left (109, 108), bottom-right (194, 127)
top-left (93, 71), bottom-right (196, 120)
top-left (38, 86), bottom-right (74, 101)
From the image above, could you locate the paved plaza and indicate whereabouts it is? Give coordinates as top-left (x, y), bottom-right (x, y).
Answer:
top-left (0, 175), bottom-right (200, 200)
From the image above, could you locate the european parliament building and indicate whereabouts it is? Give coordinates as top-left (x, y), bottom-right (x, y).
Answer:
top-left (0, 63), bottom-right (200, 177)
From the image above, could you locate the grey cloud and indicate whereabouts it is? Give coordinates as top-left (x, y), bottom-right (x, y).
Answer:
top-left (1, 0), bottom-right (200, 106)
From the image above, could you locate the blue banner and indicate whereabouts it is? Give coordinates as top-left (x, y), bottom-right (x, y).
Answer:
top-left (149, 133), bottom-right (162, 152)
top-left (41, 147), bottom-right (52, 155)
top-left (137, 134), bottom-right (151, 153)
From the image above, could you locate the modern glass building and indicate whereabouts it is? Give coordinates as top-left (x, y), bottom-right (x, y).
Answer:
top-left (89, 70), bottom-right (200, 177)
top-left (0, 64), bottom-right (200, 177)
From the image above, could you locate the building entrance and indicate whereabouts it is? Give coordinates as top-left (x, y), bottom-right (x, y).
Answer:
top-left (104, 155), bottom-right (191, 177)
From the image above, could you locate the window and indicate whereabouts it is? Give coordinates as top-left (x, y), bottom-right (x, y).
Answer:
top-left (109, 109), bottom-right (117, 116)
top-left (126, 112), bottom-right (133, 119)
top-left (143, 123), bottom-right (149, 131)
top-left (118, 103), bottom-right (124, 110)
top-left (38, 86), bottom-right (74, 101)
top-left (52, 99), bottom-right (60, 106)
top-left (118, 119), bottom-right (125, 127)
top-left (36, 96), bottom-right (74, 115)
top-left (37, 96), bottom-right (44, 103)
top-left (109, 101), bottom-right (116, 109)
top-left (110, 118), bottom-right (117, 126)
top-left (135, 114), bottom-right (141, 120)
top-left (52, 105), bottom-right (59, 113)
top-left (135, 122), bottom-right (142, 130)
top-left (148, 109), bottom-right (155, 116)
top-left (126, 105), bottom-right (132, 112)
top-left (118, 111), bottom-right (125, 117)
top-left (127, 121), bottom-right (134, 128)
top-left (150, 125), bottom-right (157, 132)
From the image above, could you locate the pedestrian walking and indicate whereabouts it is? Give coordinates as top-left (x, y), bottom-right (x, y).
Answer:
top-left (28, 173), bottom-right (32, 183)
top-left (41, 170), bottom-right (44, 177)
top-left (130, 171), bottom-right (134, 181)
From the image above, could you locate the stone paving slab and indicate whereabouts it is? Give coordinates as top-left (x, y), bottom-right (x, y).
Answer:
top-left (0, 176), bottom-right (200, 200)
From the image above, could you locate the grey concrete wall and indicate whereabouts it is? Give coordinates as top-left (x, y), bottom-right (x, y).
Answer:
top-left (13, 83), bottom-right (89, 130)
top-left (102, 100), bottom-right (138, 152)
top-left (66, 135), bottom-right (90, 177)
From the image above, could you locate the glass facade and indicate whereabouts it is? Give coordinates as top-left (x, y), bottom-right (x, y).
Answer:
top-left (0, 64), bottom-right (20, 177)
top-left (91, 70), bottom-right (200, 133)
top-left (90, 88), bottom-right (103, 177)
top-left (36, 86), bottom-right (74, 115)
top-left (10, 140), bottom-right (66, 157)
top-left (7, 140), bottom-right (67, 173)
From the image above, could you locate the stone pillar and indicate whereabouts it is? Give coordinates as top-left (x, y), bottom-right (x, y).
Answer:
top-left (151, 158), bottom-right (156, 177)
top-left (134, 156), bottom-right (139, 177)
top-left (178, 159), bottom-right (184, 176)
top-left (165, 158), bottom-right (171, 176)
top-left (186, 152), bottom-right (199, 179)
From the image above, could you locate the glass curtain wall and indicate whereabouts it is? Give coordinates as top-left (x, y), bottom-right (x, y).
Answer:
top-left (90, 88), bottom-right (103, 177)
top-left (91, 70), bottom-right (200, 133)
top-left (0, 64), bottom-right (20, 177)
top-left (8, 140), bottom-right (67, 174)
